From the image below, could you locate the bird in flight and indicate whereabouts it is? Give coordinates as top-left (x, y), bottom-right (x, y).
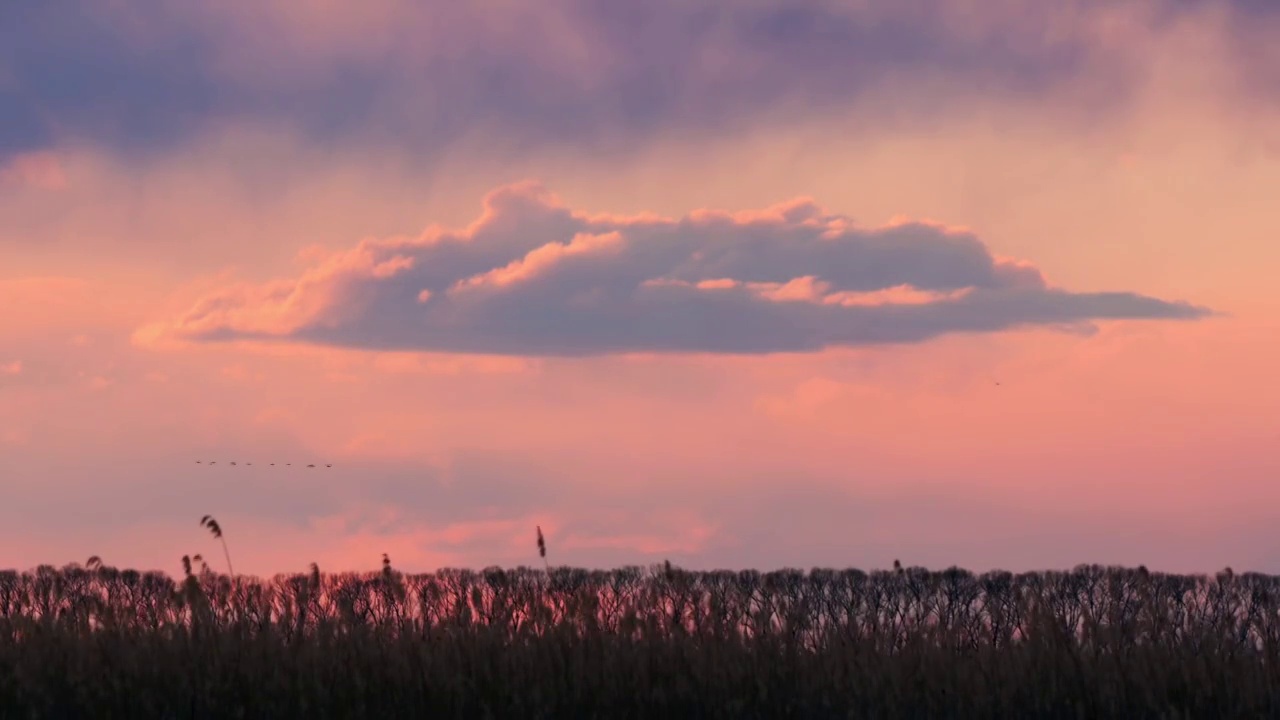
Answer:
top-left (195, 460), bottom-right (334, 467)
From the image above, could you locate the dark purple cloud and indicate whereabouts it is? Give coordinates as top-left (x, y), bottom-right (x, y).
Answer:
top-left (4, 0), bottom-right (1274, 164)
top-left (150, 183), bottom-right (1209, 356)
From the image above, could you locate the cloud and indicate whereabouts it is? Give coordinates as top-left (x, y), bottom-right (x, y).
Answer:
top-left (4, 0), bottom-right (1275, 164)
top-left (0, 152), bottom-right (66, 190)
top-left (142, 183), bottom-right (1209, 356)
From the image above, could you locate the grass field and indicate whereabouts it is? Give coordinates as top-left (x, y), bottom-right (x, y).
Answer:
top-left (0, 558), bottom-right (1276, 718)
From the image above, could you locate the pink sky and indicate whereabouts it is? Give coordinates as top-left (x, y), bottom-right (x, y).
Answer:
top-left (3, 1), bottom-right (1279, 577)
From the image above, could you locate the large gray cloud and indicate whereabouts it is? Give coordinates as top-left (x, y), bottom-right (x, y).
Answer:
top-left (151, 183), bottom-right (1209, 356)
top-left (3, 0), bottom-right (1275, 164)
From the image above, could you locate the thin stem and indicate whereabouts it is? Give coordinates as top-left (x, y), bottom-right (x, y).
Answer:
top-left (220, 537), bottom-right (234, 577)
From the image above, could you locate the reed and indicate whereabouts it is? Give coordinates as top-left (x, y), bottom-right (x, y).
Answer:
top-left (200, 515), bottom-right (234, 577)
top-left (0, 560), bottom-right (1276, 717)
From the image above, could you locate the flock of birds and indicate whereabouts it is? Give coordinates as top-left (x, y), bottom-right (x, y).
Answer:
top-left (195, 461), bottom-right (333, 468)
top-left (190, 382), bottom-right (1003, 471)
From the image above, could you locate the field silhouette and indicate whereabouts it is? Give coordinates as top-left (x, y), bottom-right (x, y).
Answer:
top-left (1, 552), bottom-right (1277, 717)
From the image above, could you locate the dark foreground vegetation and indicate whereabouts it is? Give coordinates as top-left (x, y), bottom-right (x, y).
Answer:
top-left (1, 561), bottom-right (1278, 718)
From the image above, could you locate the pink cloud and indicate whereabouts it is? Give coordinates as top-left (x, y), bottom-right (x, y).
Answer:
top-left (0, 152), bottom-right (67, 191)
top-left (451, 231), bottom-right (625, 293)
top-left (561, 511), bottom-right (720, 557)
top-left (141, 182), bottom-right (1207, 356)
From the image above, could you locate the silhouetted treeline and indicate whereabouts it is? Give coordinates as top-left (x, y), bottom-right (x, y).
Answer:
top-left (0, 562), bottom-right (1277, 718)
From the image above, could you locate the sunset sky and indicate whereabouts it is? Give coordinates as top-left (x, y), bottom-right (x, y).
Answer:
top-left (3, 0), bottom-right (1279, 578)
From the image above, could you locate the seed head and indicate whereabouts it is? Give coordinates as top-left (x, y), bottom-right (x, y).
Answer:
top-left (200, 515), bottom-right (223, 539)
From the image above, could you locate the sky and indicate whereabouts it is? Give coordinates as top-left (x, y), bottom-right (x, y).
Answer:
top-left (2, 0), bottom-right (1279, 578)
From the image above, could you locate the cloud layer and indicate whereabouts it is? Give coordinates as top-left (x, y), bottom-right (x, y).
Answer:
top-left (147, 183), bottom-right (1207, 356)
top-left (5, 0), bottom-right (1277, 164)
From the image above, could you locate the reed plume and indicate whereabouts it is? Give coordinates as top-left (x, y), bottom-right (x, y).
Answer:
top-left (536, 525), bottom-right (549, 571)
top-left (200, 515), bottom-right (234, 577)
